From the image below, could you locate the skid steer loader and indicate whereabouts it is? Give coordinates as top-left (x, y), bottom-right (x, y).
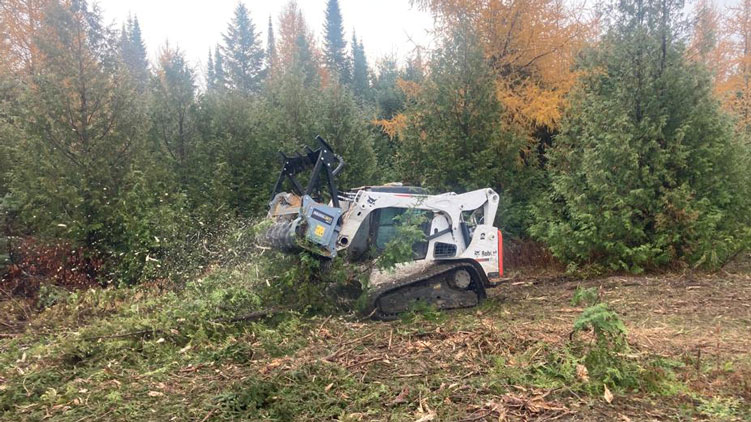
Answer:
top-left (262, 136), bottom-right (503, 319)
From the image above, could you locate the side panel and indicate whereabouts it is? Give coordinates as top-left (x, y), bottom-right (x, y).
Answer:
top-left (369, 260), bottom-right (435, 289)
top-left (455, 224), bottom-right (502, 284)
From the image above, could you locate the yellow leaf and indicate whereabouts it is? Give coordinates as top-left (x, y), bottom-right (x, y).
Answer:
top-left (576, 364), bottom-right (589, 382)
top-left (603, 385), bottom-right (613, 404)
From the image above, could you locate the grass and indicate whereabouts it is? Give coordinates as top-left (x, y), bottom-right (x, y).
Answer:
top-left (1, 258), bottom-right (750, 421)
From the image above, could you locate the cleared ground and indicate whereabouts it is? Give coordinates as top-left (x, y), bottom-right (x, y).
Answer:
top-left (1, 266), bottom-right (750, 421)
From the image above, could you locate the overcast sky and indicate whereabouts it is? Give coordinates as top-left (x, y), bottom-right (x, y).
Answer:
top-left (96, 0), bottom-right (435, 71)
top-left (95, 0), bottom-right (744, 74)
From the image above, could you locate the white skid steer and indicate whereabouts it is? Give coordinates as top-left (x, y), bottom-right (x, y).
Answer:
top-left (262, 136), bottom-right (504, 319)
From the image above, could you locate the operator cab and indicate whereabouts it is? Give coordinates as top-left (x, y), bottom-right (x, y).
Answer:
top-left (344, 184), bottom-right (431, 262)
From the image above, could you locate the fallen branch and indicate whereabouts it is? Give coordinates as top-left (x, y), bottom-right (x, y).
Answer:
top-left (84, 308), bottom-right (285, 341)
top-left (458, 409), bottom-right (494, 422)
top-left (212, 308), bottom-right (283, 323)
top-left (200, 407), bottom-right (218, 422)
top-left (720, 247), bottom-right (747, 270)
top-left (324, 332), bottom-right (377, 361)
top-left (85, 328), bottom-right (164, 341)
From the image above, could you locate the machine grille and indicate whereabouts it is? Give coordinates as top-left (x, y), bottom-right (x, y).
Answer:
top-left (434, 242), bottom-right (457, 258)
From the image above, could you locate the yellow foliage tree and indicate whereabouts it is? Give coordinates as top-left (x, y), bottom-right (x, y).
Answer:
top-left (275, 0), bottom-right (321, 79)
top-left (411, 0), bottom-right (592, 133)
top-left (0, 0), bottom-right (49, 75)
top-left (688, 0), bottom-right (730, 83)
top-left (725, 0), bottom-right (751, 136)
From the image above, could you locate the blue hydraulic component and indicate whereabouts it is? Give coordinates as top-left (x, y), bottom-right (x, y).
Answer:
top-left (301, 195), bottom-right (342, 257)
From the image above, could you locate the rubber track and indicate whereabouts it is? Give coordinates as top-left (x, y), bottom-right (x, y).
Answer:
top-left (367, 262), bottom-right (481, 320)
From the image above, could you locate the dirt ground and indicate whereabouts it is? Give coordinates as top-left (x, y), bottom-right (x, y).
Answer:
top-left (2, 266), bottom-right (750, 421)
top-left (498, 270), bottom-right (751, 359)
top-left (235, 269), bottom-right (751, 421)
top-left (489, 270), bottom-right (751, 420)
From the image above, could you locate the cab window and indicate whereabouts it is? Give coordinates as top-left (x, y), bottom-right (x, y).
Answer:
top-left (372, 208), bottom-right (433, 260)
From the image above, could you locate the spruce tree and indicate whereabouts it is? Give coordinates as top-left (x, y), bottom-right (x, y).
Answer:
top-left (294, 31), bottom-right (318, 87)
top-left (213, 47), bottom-right (226, 90)
top-left (266, 16), bottom-right (276, 75)
top-left (120, 15), bottom-right (149, 88)
top-left (532, 0), bottom-right (751, 271)
top-left (323, 0), bottom-right (349, 83)
top-left (371, 57), bottom-right (405, 180)
top-left (260, 55), bottom-right (319, 152)
top-left (206, 48), bottom-right (215, 90)
top-left (222, 3), bottom-right (264, 94)
top-left (130, 17), bottom-right (148, 68)
top-left (11, 0), bottom-right (153, 279)
top-left (200, 93), bottom-right (275, 215)
top-left (151, 45), bottom-right (196, 181)
top-left (373, 57), bottom-right (403, 119)
top-left (351, 32), bottom-right (370, 101)
top-left (319, 84), bottom-right (377, 187)
top-left (403, 49), bottom-right (425, 83)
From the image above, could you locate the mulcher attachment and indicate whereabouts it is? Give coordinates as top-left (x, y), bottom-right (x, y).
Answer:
top-left (263, 136), bottom-right (345, 258)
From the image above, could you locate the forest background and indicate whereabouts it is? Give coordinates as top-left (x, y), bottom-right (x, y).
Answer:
top-left (1, 0), bottom-right (750, 287)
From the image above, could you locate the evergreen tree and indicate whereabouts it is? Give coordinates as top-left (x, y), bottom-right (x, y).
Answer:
top-left (319, 85), bottom-right (376, 187)
top-left (371, 57), bottom-right (406, 181)
top-left (260, 65), bottom-right (375, 189)
top-left (150, 45), bottom-right (197, 184)
top-left (119, 23), bottom-right (128, 52)
top-left (130, 17), bottom-right (148, 67)
top-left (206, 48), bottom-right (216, 90)
top-left (0, 76), bottom-right (20, 203)
top-left (294, 31), bottom-right (318, 87)
top-left (213, 47), bottom-right (226, 90)
top-left (120, 14), bottom-right (149, 88)
top-left (323, 0), bottom-right (349, 83)
top-left (199, 93), bottom-right (274, 215)
top-left (403, 49), bottom-right (425, 83)
top-left (399, 27), bottom-right (523, 180)
top-left (397, 24), bottom-right (534, 233)
top-left (11, 0), bottom-right (152, 279)
top-left (261, 56), bottom-right (319, 150)
top-left (222, 2), bottom-right (264, 93)
top-left (532, 0), bottom-right (751, 271)
top-left (351, 32), bottom-right (370, 101)
top-left (266, 16), bottom-right (276, 75)
top-left (277, 1), bottom-right (320, 87)
top-left (373, 56), bottom-right (403, 119)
